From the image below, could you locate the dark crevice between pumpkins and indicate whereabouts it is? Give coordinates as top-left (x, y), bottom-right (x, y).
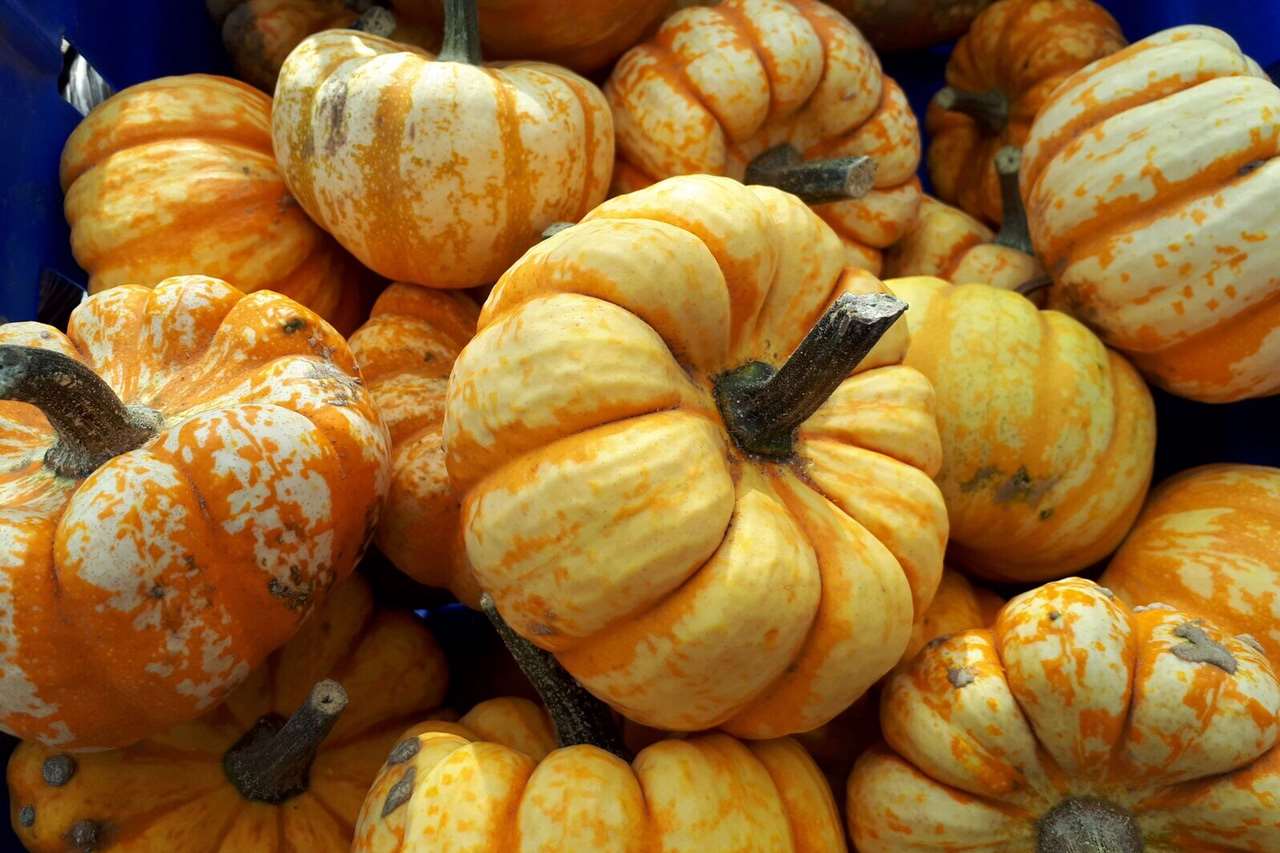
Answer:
top-left (223, 680), bottom-right (349, 804)
top-left (714, 293), bottom-right (907, 460)
top-left (1037, 796), bottom-right (1144, 853)
top-left (0, 345), bottom-right (161, 479)
top-left (437, 0), bottom-right (482, 64)
top-left (482, 594), bottom-right (632, 760)
top-left (936, 85), bottom-right (1010, 135)
top-left (744, 143), bottom-right (878, 204)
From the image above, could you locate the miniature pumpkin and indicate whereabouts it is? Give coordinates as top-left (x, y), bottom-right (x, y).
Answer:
top-left (391, 0), bottom-right (673, 73)
top-left (1022, 26), bottom-right (1280, 403)
top-left (409, 696), bottom-right (557, 761)
top-left (886, 276), bottom-right (1155, 583)
top-left (208, 0), bottom-right (427, 92)
top-left (927, 0), bottom-right (1125, 225)
top-left (605, 0), bottom-right (923, 275)
top-left (1102, 464), bottom-right (1280, 672)
top-left (823, 0), bottom-right (995, 52)
top-left (885, 148), bottom-right (1045, 293)
top-left (445, 175), bottom-right (948, 738)
top-left (272, 0), bottom-right (614, 290)
top-left (353, 598), bottom-right (847, 851)
top-left (849, 577), bottom-right (1280, 851)
top-left (0, 275), bottom-right (390, 750)
top-left (8, 574), bottom-right (447, 852)
top-left (900, 567), bottom-right (1004, 670)
top-left (348, 285), bottom-right (481, 604)
top-left (61, 74), bottom-right (374, 334)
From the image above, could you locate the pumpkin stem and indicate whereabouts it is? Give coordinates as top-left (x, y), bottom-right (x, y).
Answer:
top-left (481, 594), bottom-right (631, 761)
top-left (715, 292), bottom-right (906, 459)
top-left (744, 144), bottom-right (877, 204)
top-left (1037, 797), bottom-right (1144, 852)
top-left (936, 86), bottom-right (1009, 134)
top-left (541, 221), bottom-right (575, 240)
top-left (437, 0), bottom-right (482, 64)
top-left (992, 146), bottom-right (1034, 254)
top-left (1015, 274), bottom-right (1053, 300)
top-left (223, 680), bottom-right (348, 805)
top-left (0, 345), bottom-right (160, 479)
top-left (351, 5), bottom-right (397, 38)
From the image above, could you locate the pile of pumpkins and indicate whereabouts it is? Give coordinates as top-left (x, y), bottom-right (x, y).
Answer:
top-left (2, 0), bottom-right (1278, 849)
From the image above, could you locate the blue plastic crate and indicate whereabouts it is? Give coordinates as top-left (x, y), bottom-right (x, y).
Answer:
top-left (0, 1), bottom-right (1277, 847)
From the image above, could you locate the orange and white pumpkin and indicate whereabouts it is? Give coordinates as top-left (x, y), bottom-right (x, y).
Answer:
top-left (1022, 26), bottom-right (1280, 402)
top-left (0, 276), bottom-right (389, 750)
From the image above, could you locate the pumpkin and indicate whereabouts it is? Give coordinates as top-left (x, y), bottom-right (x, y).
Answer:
top-left (886, 276), bottom-right (1155, 583)
top-left (391, 0), bottom-right (673, 73)
top-left (348, 285), bottom-right (481, 604)
top-left (1022, 26), bottom-right (1280, 403)
top-left (271, 0), bottom-right (614, 290)
top-left (61, 74), bottom-right (374, 335)
top-left (1101, 464), bottom-right (1280, 673)
top-left (352, 597), bottom-right (847, 851)
top-left (0, 275), bottom-right (390, 750)
top-left (885, 147), bottom-right (1045, 293)
top-left (926, 0), bottom-right (1125, 225)
top-left (849, 577), bottom-right (1280, 851)
top-left (823, 0), bottom-right (995, 52)
top-left (900, 567), bottom-right (1004, 671)
top-left (207, 0), bottom-right (427, 92)
top-left (444, 174), bottom-right (948, 738)
top-left (7, 573), bottom-right (448, 852)
top-left (605, 0), bottom-right (923, 275)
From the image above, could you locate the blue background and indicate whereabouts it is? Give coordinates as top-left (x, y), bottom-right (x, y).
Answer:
top-left (0, 0), bottom-right (1276, 844)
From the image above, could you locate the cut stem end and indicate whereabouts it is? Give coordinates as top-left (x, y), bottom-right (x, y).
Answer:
top-left (744, 144), bottom-right (877, 204)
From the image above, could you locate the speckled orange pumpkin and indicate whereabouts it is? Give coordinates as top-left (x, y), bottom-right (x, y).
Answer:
top-left (1022, 26), bottom-right (1280, 402)
top-left (886, 276), bottom-right (1155, 583)
top-left (61, 74), bottom-right (373, 334)
top-left (391, 0), bottom-right (673, 73)
top-left (348, 285), bottom-right (481, 604)
top-left (927, 0), bottom-right (1125, 225)
top-left (884, 148), bottom-right (1045, 292)
top-left (7, 574), bottom-right (447, 852)
top-left (271, 0), bottom-right (614, 290)
top-left (1102, 465), bottom-right (1280, 672)
top-left (445, 175), bottom-right (948, 739)
top-left (850, 577), bottom-right (1280, 851)
top-left (606, 0), bottom-right (923, 275)
top-left (0, 275), bottom-right (390, 750)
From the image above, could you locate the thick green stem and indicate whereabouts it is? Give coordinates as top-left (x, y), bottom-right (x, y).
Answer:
top-left (223, 680), bottom-right (348, 804)
top-left (0, 345), bottom-right (160, 478)
top-left (936, 85), bottom-right (1009, 134)
top-left (715, 293), bottom-right (906, 459)
top-left (1037, 797), bottom-right (1144, 853)
top-left (744, 144), bottom-right (877, 204)
top-left (482, 595), bottom-right (631, 761)
top-left (437, 0), bottom-right (482, 64)
top-left (993, 146), bottom-right (1034, 254)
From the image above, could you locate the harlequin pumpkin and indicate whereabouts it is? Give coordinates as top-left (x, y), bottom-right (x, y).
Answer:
top-left (272, 0), bottom-right (614, 290)
top-left (348, 285), bottom-right (481, 604)
top-left (1102, 465), bottom-right (1280, 672)
top-left (605, 0), bottom-right (923, 275)
top-left (900, 567), bottom-right (1004, 670)
top-left (850, 577), bottom-right (1280, 851)
top-left (409, 696), bottom-right (556, 761)
top-left (391, 0), bottom-right (673, 73)
top-left (927, 0), bottom-right (1125, 225)
top-left (886, 276), bottom-right (1155, 583)
top-left (352, 598), bottom-right (847, 851)
top-left (885, 148), bottom-right (1045, 293)
top-left (61, 74), bottom-right (374, 334)
top-left (8, 573), bottom-right (447, 852)
top-left (1022, 26), bottom-right (1280, 403)
top-left (445, 175), bottom-right (948, 738)
top-left (823, 0), bottom-right (995, 52)
top-left (208, 0), bottom-right (425, 92)
top-left (0, 275), bottom-right (390, 750)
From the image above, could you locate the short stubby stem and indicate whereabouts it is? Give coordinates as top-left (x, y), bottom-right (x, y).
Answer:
top-left (1037, 797), bottom-right (1144, 853)
top-left (993, 146), bottom-right (1034, 254)
top-left (437, 0), bottom-right (482, 64)
top-left (352, 5), bottom-right (397, 37)
top-left (482, 595), bottom-right (631, 761)
top-left (715, 293), bottom-right (906, 459)
top-left (744, 144), bottom-right (877, 204)
top-left (0, 345), bottom-right (160, 479)
top-left (936, 86), bottom-right (1010, 135)
top-left (223, 680), bottom-right (348, 804)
